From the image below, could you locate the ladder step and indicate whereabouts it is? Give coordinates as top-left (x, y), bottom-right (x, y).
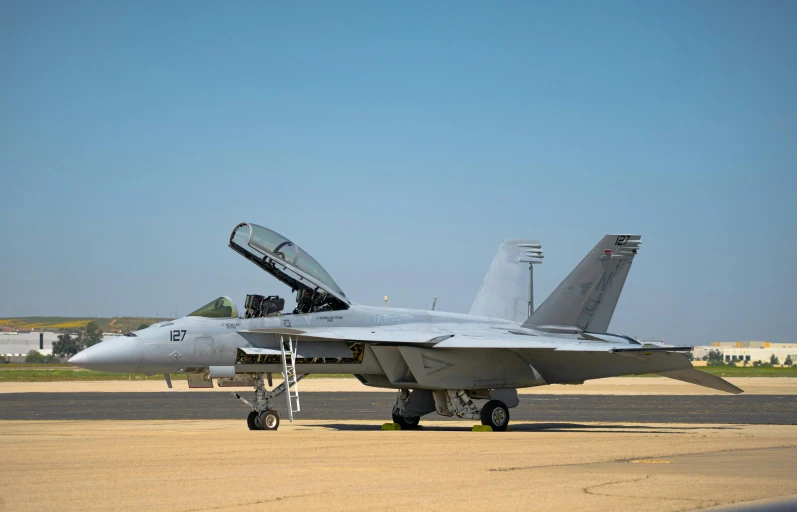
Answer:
top-left (279, 334), bottom-right (301, 419)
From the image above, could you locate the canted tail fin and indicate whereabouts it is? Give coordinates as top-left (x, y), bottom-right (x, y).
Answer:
top-left (469, 239), bottom-right (542, 323)
top-left (522, 235), bottom-right (641, 333)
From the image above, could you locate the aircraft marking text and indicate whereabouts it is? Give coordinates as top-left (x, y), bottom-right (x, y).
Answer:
top-left (371, 314), bottom-right (400, 325)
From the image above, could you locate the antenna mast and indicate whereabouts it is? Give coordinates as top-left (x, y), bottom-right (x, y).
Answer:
top-left (516, 242), bottom-right (544, 318)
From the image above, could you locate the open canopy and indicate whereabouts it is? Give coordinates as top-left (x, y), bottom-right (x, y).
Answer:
top-left (229, 223), bottom-right (349, 307)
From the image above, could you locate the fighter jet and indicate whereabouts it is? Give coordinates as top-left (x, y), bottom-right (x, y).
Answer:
top-left (70, 222), bottom-right (742, 431)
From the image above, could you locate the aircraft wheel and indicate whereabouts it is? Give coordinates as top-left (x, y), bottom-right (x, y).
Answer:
top-left (480, 400), bottom-right (509, 432)
top-left (392, 410), bottom-right (421, 430)
top-left (247, 410), bottom-right (259, 430)
top-left (257, 409), bottom-right (280, 431)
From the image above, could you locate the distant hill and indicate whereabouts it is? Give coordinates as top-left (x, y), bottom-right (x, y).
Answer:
top-left (0, 317), bottom-right (172, 333)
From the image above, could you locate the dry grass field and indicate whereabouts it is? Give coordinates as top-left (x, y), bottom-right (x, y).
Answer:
top-left (0, 316), bottom-right (168, 332)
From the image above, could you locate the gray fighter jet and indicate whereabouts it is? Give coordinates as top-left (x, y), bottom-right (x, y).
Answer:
top-left (70, 222), bottom-right (742, 431)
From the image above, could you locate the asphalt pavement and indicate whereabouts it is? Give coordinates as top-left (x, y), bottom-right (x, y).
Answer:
top-left (1, 392), bottom-right (795, 424)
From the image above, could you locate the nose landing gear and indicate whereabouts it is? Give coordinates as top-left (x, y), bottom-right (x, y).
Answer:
top-left (235, 371), bottom-right (303, 431)
top-left (248, 409), bottom-right (280, 430)
top-left (247, 410), bottom-right (258, 430)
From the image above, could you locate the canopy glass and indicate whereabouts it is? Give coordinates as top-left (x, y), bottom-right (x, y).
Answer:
top-left (188, 297), bottom-right (238, 318)
top-left (229, 223), bottom-right (347, 302)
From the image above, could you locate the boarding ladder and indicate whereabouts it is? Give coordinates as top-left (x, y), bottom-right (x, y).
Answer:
top-left (279, 335), bottom-right (301, 421)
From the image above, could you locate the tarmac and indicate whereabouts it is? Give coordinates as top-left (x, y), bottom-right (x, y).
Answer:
top-left (0, 420), bottom-right (795, 512)
top-left (2, 376), bottom-right (795, 394)
top-left (1, 378), bottom-right (796, 511)
top-left (2, 392), bottom-right (797, 424)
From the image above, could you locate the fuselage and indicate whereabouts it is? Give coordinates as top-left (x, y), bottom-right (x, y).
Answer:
top-left (71, 304), bottom-right (524, 376)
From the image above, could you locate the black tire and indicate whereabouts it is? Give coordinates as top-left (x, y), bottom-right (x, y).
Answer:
top-left (258, 409), bottom-right (280, 431)
top-left (480, 400), bottom-right (509, 431)
top-left (247, 410), bottom-right (259, 430)
top-left (392, 410), bottom-right (421, 430)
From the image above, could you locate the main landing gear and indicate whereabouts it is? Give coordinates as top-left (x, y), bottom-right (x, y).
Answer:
top-left (391, 389), bottom-right (421, 430)
top-left (480, 399), bottom-right (510, 432)
top-left (234, 372), bottom-right (303, 431)
top-left (390, 389), bottom-right (511, 432)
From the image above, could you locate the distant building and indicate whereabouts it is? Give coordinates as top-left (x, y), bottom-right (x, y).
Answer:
top-left (1, 331), bottom-right (59, 361)
top-left (693, 342), bottom-right (797, 364)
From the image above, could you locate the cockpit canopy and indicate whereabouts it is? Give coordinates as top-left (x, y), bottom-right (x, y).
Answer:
top-left (229, 223), bottom-right (349, 311)
top-left (188, 296), bottom-right (238, 318)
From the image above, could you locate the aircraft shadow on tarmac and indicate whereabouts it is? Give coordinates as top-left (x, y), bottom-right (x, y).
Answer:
top-left (309, 422), bottom-right (743, 433)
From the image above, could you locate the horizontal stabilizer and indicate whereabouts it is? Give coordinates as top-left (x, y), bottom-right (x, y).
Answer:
top-left (432, 335), bottom-right (692, 353)
top-left (657, 368), bottom-right (743, 394)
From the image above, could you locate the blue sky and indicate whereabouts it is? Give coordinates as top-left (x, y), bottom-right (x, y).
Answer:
top-left (1, 1), bottom-right (795, 344)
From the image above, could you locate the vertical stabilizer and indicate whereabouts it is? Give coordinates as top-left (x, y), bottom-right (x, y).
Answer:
top-left (469, 239), bottom-right (541, 323)
top-left (522, 235), bottom-right (641, 332)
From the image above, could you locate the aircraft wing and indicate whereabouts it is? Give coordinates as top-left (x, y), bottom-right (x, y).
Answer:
top-left (430, 335), bottom-right (693, 353)
top-left (242, 327), bottom-right (692, 353)
top-left (240, 327), bottom-right (452, 344)
top-left (238, 326), bottom-right (739, 394)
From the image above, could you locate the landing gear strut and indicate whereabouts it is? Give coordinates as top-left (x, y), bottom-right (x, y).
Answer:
top-left (235, 372), bottom-right (303, 431)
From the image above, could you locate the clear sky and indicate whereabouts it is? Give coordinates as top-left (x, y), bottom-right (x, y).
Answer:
top-left (1, 1), bottom-right (795, 345)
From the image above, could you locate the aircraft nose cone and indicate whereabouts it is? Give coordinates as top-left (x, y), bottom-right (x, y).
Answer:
top-left (68, 352), bottom-right (88, 367)
top-left (67, 337), bottom-right (143, 373)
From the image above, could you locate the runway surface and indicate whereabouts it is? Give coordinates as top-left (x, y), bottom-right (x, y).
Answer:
top-left (2, 391), bottom-right (796, 424)
top-left (1, 419), bottom-right (796, 512)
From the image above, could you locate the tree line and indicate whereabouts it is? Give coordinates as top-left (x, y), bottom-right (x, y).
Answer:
top-left (45, 322), bottom-right (149, 361)
top-left (702, 349), bottom-right (793, 367)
